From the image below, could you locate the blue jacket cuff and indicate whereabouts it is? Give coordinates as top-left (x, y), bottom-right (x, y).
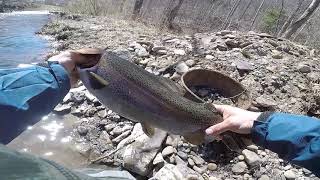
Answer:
top-left (49, 64), bottom-right (71, 98)
top-left (251, 112), bottom-right (274, 148)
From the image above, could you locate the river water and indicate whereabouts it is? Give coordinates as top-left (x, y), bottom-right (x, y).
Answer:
top-left (1, 11), bottom-right (90, 169)
top-left (0, 11), bottom-right (51, 68)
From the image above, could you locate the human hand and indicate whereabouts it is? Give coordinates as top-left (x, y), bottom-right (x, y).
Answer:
top-left (205, 105), bottom-right (261, 140)
top-left (48, 48), bottom-right (103, 87)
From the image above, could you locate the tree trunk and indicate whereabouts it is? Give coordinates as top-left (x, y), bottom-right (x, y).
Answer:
top-left (283, 0), bottom-right (320, 38)
top-left (119, 0), bottom-right (126, 14)
top-left (132, 0), bottom-right (144, 20)
top-left (88, 0), bottom-right (98, 16)
top-left (162, 0), bottom-right (184, 30)
top-left (293, 7), bottom-right (319, 40)
top-left (278, 0), bottom-right (305, 37)
top-left (250, 0), bottom-right (266, 30)
top-left (275, 0), bottom-right (284, 34)
top-left (224, 0), bottom-right (243, 29)
top-left (238, 0), bottom-right (253, 22)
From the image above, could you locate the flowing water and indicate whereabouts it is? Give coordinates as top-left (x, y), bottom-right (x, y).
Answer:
top-left (1, 11), bottom-right (90, 169)
top-left (0, 11), bottom-right (51, 68)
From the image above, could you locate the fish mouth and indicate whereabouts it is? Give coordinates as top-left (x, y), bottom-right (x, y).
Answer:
top-left (74, 48), bottom-right (104, 69)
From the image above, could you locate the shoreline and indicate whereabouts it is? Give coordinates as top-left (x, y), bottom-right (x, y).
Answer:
top-left (39, 14), bottom-right (320, 179)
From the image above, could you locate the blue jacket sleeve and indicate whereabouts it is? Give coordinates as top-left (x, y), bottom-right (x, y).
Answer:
top-left (252, 112), bottom-right (320, 176)
top-left (0, 64), bottom-right (70, 144)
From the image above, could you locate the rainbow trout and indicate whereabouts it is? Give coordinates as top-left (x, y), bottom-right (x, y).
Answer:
top-left (78, 50), bottom-right (241, 149)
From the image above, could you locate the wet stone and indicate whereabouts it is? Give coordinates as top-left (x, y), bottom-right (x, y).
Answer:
top-left (70, 91), bottom-right (85, 104)
top-left (271, 50), bottom-right (283, 59)
top-left (255, 96), bottom-right (277, 108)
top-left (186, 174), bottom-right (199, 180)
top-left (97, 109), bottom-right (108, 118)
top-left (259, 175), bottom-right (270, 180)
top-left (208, 177), bottom-right (219, 180)
top-left (234, 60), bottom-right (254, 71)
top-left (242, 149), bottom-right (261, 167)
top-left (246, 145), bottom-right (259, 152)
top-left (238, 155), bottom-right (245, 161)
top-left (174, 49), bottom-right (186, 56)
top-left (191, 155), bottom-right (205, 165)
top-left (175, 61), bottom-right (189, 75)
top-left (153, 152), bottom-right (165, 166)
top-left (104, 123), bottom-right (116, 132)
top-left (188, 158), bottom-right (195, 166)
top-left (75, 143), bottom-right (91, 157)
top-left (232, 162), bottom-right (247, 174)
top-left (217, 44), bottom-right (228, 51)
top-left (169, 154), bottom-right (176, 164)
top-left (284, 170), bottom-right (296, 180)
top-left (54, 104), bottom-right (71, 114)
top-left (193, 165), bottom-right (206, 174)
top-left (62, 93), bottom-right (72, 103)
top-left (297, 63), bottom-right (311, 73)
top-left (136, 47), bottom-right (149, 57)
top-left (205, 55), bottom-right (215, 60)
top-left (207, 163), bottom-right (218, 171)
top-left (162, 146), bottom-right (176, 157)
top-left (177, 151), bottom-right (188, 160)
top-left (185, 59), bottom-right (196, 67)
top-left (77, 125), bottom-right (89, 136)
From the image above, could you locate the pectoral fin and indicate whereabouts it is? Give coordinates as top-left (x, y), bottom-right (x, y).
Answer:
top-left (141, 122), bottom-right (155, 137)
top-left (183, 130), bottom-right (205, 145)
top-left (221, 132), bottom-right (244, 153)
top-left (88, 72), bottom-right (109, 89)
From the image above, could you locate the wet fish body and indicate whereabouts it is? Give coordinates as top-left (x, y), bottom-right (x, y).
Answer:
top-left (79, 51), bottom-right (222, 143)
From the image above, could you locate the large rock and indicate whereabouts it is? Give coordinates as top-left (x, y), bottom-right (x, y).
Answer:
top-left (80, 169), bottom-right (136, 180)
top-left (255, 96), bottom-right (277, 108)
top-left (174, 49), bottom-right (186, 56)
top-left (175, 62), bottom-right (189, 75)
top-left (232, 161), bottom-right (247, 174)
top-left (54, 104), bottom-right (71, 114)
top-left (136, 47), bottom-right (149, 57)
top-left (234, 60), bottom-right (254, 72)
top-left (190, 155), bottom-right (205, 165)
top-left (284, 170), bottom-right (296, 180)
top-left (149, 164), bottom-right (184, 180)
top-left (162, 146), bottom-right (177, 157)
top-left (122, 123), bottom-right (167, 176)
top-left (242, 149), bottom-right (261, 166)
top-left (297, 63), bottom-right (311, 73)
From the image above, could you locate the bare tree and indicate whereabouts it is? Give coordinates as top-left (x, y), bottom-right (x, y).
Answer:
top-left (222, 0), bottom-right (242, 29)
top-left (278, 0), bottom-right (305, 37)
top-left (238, 0), bottom-right (253, 22)
top-left (283, 0), bottom-right (320, 38)
top-left (161, 0), bottom-right (184, 31)
top-left (275, 0), bottom-right (284, 34)
top-left (132, 0), bottom-right (144, 20)
top-left (119, 0), bottom-right (126, 14)
top-left (88, 0), bottom-right (99, 16)
top-left (250, 0), bottom-right (266, 30)
top-left (293, 7), bottom-right (319, 40)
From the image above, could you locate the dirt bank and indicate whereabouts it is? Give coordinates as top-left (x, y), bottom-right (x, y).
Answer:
top-left (40, 15), bottom-right (320, 180)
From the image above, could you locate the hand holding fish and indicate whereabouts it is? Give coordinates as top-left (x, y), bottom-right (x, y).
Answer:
top-left (205, 105), bottom-right (261, 140)
top-left (48, 49), bottom-right (102, 87)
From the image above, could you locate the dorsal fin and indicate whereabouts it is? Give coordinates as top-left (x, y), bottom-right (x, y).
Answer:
top-left (158, 76), bottom-right (185, 95)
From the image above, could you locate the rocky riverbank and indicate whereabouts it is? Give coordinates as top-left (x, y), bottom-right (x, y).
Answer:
top-left (40, 14), bottom-right (320, 180)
